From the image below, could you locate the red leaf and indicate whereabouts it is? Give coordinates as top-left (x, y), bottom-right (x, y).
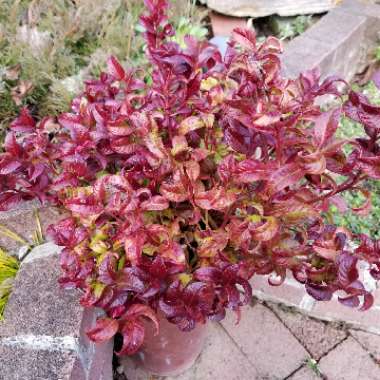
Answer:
top-left (0, 192), bottom-right (22, 211)
top-left (338, 295), bottom-right (360, 308)
top-left (65, 198), bottom-right (103, 217)
top-left (111, 138), bottom-right (140, 155)
top-left (58, 113), bottom-right (84, 131)
top-left (267, 163), bottom-right (305, 194)
top-left (107, 56), bottom-right (125, 81)
top-left (297, 151), bottom-right (326, 175)
top-left (140, 195), bottom-right (169, 211)
top-left (231, 28), bottom-right (257, 51)
top-left (124, 233), bottom-right (146, 265)
top-left (305, 283), bottom-right (333, 301)
top-left (251, 217), bottom-right (279, 242)
top-left (235, 159), bottom-right (276, 183)
top-left (313, 108), bottom-right (340, 147)
top-left (195, 187), bottom-right (236, 211)
top-left (10, 108), bottom-right (35, 133)
top-left (0, 156), bottom-right (21, 175)
top-left (117, 320), bottom-right (145, 356)
top-left (258, 36), bottom-right (283, 54)
top-left (178, 116), bottom-right (204, 135)
top-left (87, 317), bottom-right (119, 343)
top-left (4, 133), bottom-right (22, 156)
top-left (125, 304), bottom-right (159, 332)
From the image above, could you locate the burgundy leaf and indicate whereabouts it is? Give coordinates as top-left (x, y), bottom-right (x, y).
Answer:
top-left (117, 319), bottom-right (145, 356)
top-left (107, 56), bottom-right (125, 81)
top-left (305, 283), bottom-right (333, 301)
top-left (87, 317), bottom-right (119, 343)
top-left (313, 108), bottom-right (340, 147)
top-left (231, 28), bottom-right (257, 51)
top-left (10, 108), bottom-right (35, 132)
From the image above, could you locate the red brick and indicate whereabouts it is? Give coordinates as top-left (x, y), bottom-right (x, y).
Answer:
top-left (221, 303), bottom-right (309, 379)
top-left (350, 329), bottom-right (380, 363)
top-left (210, 12), bottom-right (247, 37)
top-left (318, 337), bottom-right (380, 380)
top-left (122, 322), bottom-right (259, 380)
top-left (269, 303), bottom-right (347, 359)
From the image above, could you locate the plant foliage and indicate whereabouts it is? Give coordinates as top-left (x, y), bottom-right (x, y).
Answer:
top-left (0, 248), bottom-right (19, 320)
top-left (1, 0), bottom-right (380, 354)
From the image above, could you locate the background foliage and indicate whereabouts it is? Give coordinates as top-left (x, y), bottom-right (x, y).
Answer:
top-left (333, 80), bottom-right (380, 238)
top-left (0, 0), bottom-right (206, 136)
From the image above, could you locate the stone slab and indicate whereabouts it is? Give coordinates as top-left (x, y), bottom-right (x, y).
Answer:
top-left (22, 241), bottom-right (62, 263)
top-left (221, 303), bottom-right (309, 379)
top-left (0, 251), bottom-right (114, 380)
top-left (0, 344), bottom-right (84, 380)
top-left (0, 255), bottom-right (82, 338)
top-left (350, 329), bottom-right (380, 363)
top-left (201, 0), bottom-right (336, 18)
top-left (282, 13), bottom-right (367, 80)
top-left (288, 365), bottom-right (322, 380)
top-left (269, 303), bottom-right (347, 359)
top-left (318, 337), bottom-right (380, 380)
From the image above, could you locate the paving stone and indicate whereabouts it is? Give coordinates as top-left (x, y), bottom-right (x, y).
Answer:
top-left (350, 329), bottom-right (380, 363)
top-left (269, 303), bottom-right (347, 359)
top-left (0, 255), bottom-right (82, 338)
top-left (221, 303), bottom-right (309, 380)
top-left (318, 337), bottom-right (380, 380)
top-left (122, 322), bottom-right (259, 380)
top-left (0, 344), bottom-right (84, 380)
top-left (288, 365), bottom-right (322, 380)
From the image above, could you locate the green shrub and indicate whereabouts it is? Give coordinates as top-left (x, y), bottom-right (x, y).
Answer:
top-left (332, 80), bottom-right (380, 238)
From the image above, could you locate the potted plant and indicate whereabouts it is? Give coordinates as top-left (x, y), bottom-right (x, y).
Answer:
top-left (1, 0), bottom-right (380, 376)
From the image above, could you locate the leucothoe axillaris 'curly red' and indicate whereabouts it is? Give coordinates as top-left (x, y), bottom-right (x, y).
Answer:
top-left (1, 0), bottom-right (380, 355)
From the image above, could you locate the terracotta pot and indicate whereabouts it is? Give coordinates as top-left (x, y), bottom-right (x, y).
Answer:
top-left (132, 314), bottom-right (208, 376)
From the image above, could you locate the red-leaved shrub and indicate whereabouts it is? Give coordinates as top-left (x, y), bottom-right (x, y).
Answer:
top-left (1, 0), bottom-right (380, 354)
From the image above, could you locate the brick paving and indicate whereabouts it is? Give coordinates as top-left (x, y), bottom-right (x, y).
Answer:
top-left (122, 299), bottom-right (380, 379)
